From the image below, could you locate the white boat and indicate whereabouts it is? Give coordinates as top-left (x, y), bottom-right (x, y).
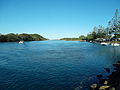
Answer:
top-left (100, 42), bottom-right (109, 46)
top-left (111, 43), bottom-right (119, 46)
top-left (19, 41), bottom-right (24, 44)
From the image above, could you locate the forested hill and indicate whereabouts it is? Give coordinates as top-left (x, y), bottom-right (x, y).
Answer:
top-left (0, 33), bottom-right (47, 42)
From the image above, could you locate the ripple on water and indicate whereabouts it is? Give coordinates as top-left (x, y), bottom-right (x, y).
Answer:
top-left (0, 41), bottom-right (120, 90)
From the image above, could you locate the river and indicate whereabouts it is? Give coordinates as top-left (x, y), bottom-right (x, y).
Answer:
top-left (0, 40), bottom-right (120, 90)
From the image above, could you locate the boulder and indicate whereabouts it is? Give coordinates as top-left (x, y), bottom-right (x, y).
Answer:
top-left (90, 84), bottom-right (97, 89)
top-left (99, 85), bottom-right (110, 90)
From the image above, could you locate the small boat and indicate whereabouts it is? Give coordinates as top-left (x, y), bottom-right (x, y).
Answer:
top-left (19, 41), bottom-right (24, 44)
top-left (100, 42), bottom-right (109, 46)
top-left (111, 43), bottom-right (119, 46)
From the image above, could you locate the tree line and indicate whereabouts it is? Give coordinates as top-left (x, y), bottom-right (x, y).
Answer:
top-left (85, 9), bottom-right (120, 41)
top-left (0, 33), bottom-right (47, 42)
top-left (61, 9), bottom-right (120, 41)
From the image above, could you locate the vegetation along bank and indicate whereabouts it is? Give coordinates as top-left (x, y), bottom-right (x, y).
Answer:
top-left (60, 9), bottom-right (120, 43)
top-left (0, 33), bottom-right (47, 42)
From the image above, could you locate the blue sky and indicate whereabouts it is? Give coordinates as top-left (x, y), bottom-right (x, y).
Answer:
top-left (0, 0), bottom-right (120, 39)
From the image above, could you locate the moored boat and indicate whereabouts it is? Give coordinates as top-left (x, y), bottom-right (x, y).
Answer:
top-left (111, 43), bottom-right (119, 46)
top-left (100, 42), bottom-right (109, 46)
top-left (19, 41), bottom-right (24, 44)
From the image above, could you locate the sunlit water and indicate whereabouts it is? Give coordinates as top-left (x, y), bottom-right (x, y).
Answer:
top-left (0, 40), bottom-right (120, 90)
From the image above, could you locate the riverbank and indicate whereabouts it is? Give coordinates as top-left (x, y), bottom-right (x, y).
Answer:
top-left (89, 41), bottom-right (120, 46)
top-left (60, 39), bottom-right (120, 46)
top-left (90, 60), bottom-right (120, 90)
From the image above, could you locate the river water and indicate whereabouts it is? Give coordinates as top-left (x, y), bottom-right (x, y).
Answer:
top-left (0, 40), bottom-right (120, 90)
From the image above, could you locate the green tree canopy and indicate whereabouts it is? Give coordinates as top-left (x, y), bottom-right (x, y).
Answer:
top-left (0, 33), bottom-right (47, 42)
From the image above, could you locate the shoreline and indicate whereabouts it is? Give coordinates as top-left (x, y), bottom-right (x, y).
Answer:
top-left (90, 60), bottom-right (120, 90)
top-left (60, 40), bottom-right (120, 45)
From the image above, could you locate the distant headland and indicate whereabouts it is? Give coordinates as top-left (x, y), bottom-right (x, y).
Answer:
top-left (0, 33), bottom-right (47, 42)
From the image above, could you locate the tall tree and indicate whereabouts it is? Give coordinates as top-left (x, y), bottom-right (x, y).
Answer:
top-left (108, 9), bottom-right (120, 39)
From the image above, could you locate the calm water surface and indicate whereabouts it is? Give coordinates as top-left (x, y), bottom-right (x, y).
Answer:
top-left (0, 40), bottom-right (120, 90)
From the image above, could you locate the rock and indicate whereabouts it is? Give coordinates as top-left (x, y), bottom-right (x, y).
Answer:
top-left (109, 87), bottom-right (115, 90)
top-left (104, 81), bottom-right (108, 85)
top-left (117, 61), bottom-right (120, 63)
top-left (90, 84), bottom-right (97, 89)
top-left (99, 79), bottom-right (108, 84)
top-left (99, 85), bottom-right (110, 90)
top-left (96, 74), bottom-right (103, 79)
top-left (75, 86), bottom-right (83, 90)
top-left (113, 63), bottom-right (120, 68)
top-left (104, 68), bottom-right (110, 73)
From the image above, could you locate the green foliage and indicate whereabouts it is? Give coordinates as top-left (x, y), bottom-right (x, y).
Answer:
top-left (86, 34), bottom-right (94, 41)
top-left (19, 33), bottom-right (34, 41)
top-left (79, 35), bottom-right (86, 40)
top-left (30, 34), bottom-right (47, 41)
top-left (3, 33), bottom-right (20, 42)
top-left (108, 9), bottom-right (120, 36)
top-left (60, 9), bottom-right (120, 42)
top-left (86, 9), bottom-right (120, 41)
top-left (86, 26), bottom-right (107, 41)
top-left (60, 35), bottom-right (87, 41)
top-left (116, 34), bottom-right (120, 38)
top-left (60, 38), bottom-right (80, 41)
top-left (0, 35), bottom-right (6, 42)
top-left (0, 33), bottom-right (47, 42)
